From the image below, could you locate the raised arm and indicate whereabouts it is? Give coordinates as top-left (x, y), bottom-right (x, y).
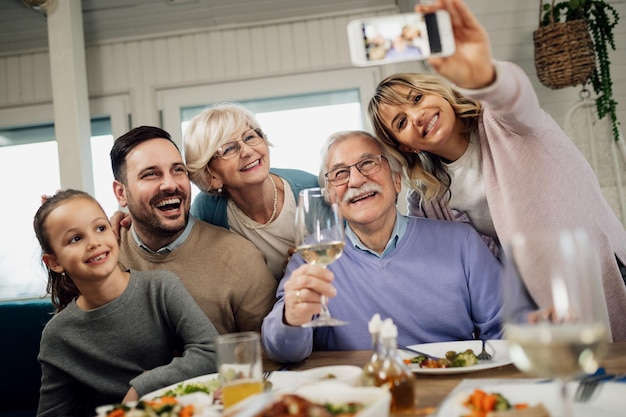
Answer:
top-left (417, 0), bottom-right (495, 89)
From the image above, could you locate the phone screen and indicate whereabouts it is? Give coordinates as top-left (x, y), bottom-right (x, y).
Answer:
top-left (360, 14), bottom-right (440, 63)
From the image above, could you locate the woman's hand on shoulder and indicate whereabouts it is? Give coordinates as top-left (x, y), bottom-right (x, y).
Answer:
top-left (416, 0), bottom-right (495, 89)
top-left (110, 210), bottom-right (132, 242)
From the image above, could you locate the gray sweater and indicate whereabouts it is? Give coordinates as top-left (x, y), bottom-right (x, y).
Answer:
top-left (37, 270), bottom-right (218, 417)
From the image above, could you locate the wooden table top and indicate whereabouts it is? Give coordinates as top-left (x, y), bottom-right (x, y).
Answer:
top-left (263, 342), bottom-right (626, 416)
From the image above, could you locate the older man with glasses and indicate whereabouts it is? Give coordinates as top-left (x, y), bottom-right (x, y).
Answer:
top-left (261, 130), bottom-right (535, 364)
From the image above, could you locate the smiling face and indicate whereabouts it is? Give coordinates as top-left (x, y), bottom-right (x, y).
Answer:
top-left (325, 134), bottom-right (401, 230)
top-left (378, 85), bottom-right (466, 160)
top-left (43, 197), bottom-right (120, 284)
top-left (113, 138), bottom-right (191, 248)
top-left (207, 127), bottom-right (271, 192)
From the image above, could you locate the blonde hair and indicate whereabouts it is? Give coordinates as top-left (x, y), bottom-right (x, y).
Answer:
top-left (183, 102), bottom-right (268, 194)
top-left (367, 72), bottom-right (482, 203)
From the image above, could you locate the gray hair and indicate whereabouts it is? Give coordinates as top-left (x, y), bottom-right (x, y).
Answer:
top-left (318, 130), bottom-right (403, 188)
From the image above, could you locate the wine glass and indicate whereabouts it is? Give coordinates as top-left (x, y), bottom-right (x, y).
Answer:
top-left (502, 229), bottom-right (610, 416)
top-left (295, 187), bottom-right (347, 327)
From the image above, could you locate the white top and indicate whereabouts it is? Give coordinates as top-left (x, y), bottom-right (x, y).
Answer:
top-left (446, 131), bottom-right (496, 237)
top-left (227, 177), bottom-right (295, 280)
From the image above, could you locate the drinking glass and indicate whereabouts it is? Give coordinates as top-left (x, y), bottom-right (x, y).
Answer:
top-left (295, 187), bottom-right (347, 327)
top-left (216, 331), bottom-right (264, 409)
top-left (502, 229), bottom-right (609, 416)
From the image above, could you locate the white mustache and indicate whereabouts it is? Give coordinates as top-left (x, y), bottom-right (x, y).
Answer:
top-left (342, 183), bottom-right (383, 203)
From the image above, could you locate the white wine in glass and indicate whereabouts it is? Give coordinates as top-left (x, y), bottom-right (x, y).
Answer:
top-left (502, 229), bottom-right (610, 415)
top-left (295, 187), bottom-right (347, 327)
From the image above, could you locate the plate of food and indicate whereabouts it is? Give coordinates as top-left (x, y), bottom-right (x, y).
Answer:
top-left (437, 381), bottom-right (626, 417)
top-left (96, 392), bottom-right (219, 417)
top-left (140, 373), bottom-right (221, 401)
top-left (400, 340), bottom-right (512, 374)
top-left (222, 380), bottom-right (391, 417)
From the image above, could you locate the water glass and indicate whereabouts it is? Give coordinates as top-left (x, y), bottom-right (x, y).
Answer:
top-left (216, 331), bottom-right (264, 408)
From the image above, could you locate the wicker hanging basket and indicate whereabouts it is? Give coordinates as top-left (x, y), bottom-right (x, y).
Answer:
top-left (533, 0), bottom-right (596, 89)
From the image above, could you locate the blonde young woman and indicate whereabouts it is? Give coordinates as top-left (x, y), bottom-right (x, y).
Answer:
top-left (184, 103), bottom-right (319, 280)
top-left (367, 0), bottom-right (626, 341)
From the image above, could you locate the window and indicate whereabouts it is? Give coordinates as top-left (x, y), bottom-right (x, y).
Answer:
top-left (0, 121), bottom-right (118, 300)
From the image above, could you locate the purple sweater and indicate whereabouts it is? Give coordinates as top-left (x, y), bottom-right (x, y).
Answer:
top-left (409, 61), bottom-right (626, 341)
top-left (261, 216), bottom-right (516, 364)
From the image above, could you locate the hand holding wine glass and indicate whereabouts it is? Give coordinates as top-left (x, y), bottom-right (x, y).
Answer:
top-left (502, 229), bottom-right (610, 415)
top-left (295, 187), bottom-right (347, 327)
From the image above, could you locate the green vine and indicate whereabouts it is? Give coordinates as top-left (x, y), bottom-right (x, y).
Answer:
top-left (541, 0), bottom-right (621, 141)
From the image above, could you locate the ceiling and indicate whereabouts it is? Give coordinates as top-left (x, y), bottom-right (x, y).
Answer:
top-left (0, 0), bottom-right (399, 56)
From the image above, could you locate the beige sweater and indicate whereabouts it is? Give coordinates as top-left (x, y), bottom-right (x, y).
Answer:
top-left (119, 219), bottom-right (277, 335)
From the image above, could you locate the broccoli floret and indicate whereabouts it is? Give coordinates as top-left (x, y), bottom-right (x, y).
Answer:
top-left (493, 393), bottom-right (511, 410)
top-left (410, 355), bottom-right (428, 364)
top-left (451, 349), bottom-right (478, 367)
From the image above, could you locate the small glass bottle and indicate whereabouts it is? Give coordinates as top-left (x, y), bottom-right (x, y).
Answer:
top-left (375, 318), bottom-right (416, 414)
top-left (361, 313), bottom-right (384, 386)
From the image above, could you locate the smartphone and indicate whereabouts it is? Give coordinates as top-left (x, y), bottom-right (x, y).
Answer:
top-left (347, 11), bottom-right (455, 67)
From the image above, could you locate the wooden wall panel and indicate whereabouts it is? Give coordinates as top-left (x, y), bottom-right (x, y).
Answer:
top-left (0, 2), bottom-right (624, 137)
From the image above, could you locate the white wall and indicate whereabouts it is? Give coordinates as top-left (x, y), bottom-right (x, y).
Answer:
top-left (1, 0), bottom-right (625, 221)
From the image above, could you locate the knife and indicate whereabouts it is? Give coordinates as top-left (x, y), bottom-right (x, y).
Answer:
top-left (398, 345), bottom-right (441, 360)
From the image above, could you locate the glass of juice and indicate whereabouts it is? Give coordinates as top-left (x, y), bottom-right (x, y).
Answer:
top-left (217, 331), bottom-right (264, 409)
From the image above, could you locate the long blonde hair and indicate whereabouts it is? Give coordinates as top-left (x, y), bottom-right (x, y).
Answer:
top-left (368, 72), bottom-right (482, 203)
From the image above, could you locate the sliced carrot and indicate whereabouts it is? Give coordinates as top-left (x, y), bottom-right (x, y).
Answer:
top-left (179, 405), bottom-right (194, 417)
top-left (481, 393), bottom-right (498, 411)
top-left (470, 389), bottom-right (487, 409)
top-left (107, 409), bottom-right (126, 417)
top-left (514, 403), bottom-right (529, 409)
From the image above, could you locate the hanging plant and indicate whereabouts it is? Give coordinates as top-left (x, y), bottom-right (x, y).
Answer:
top-left (541, 0), bottom-right (621, 141)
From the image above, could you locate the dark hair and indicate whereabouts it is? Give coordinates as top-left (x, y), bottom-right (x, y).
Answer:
top-left (110, 126), bottom-right (177, 183)
top-left (33, 189), bottom-right (100, 312)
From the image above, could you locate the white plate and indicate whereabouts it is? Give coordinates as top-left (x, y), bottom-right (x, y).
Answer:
top-left (437, 381), bottom-right (626, 417)
top-left (140, 373), bottom-right (220, 401)
top-left (401, 340), bottom-right (512, 374)
top-left (297, 365), bottom-right (362, 386)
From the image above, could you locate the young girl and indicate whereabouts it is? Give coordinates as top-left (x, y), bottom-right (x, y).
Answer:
top-left (367, 0), bottom-right (626, 341)
top-left (34, 189), bottom-right (219, 417)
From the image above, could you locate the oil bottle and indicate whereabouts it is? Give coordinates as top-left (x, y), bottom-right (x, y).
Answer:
top-left (361, 313), bottom-right (384, 386)
top-left (375, 318), bottom-right (416, 414)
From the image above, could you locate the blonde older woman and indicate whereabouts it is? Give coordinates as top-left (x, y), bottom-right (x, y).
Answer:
top-left (184, 103), bottom-right (319, 279)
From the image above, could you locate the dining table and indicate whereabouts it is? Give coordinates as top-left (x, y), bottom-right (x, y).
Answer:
top-left (263, 342), bottom-right (626, 416)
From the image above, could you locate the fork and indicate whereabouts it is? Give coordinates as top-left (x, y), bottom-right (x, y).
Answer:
top-left (574, 372), bottom-right (619, 402)
top-left (262, 370), bottom-right (274, 391)
top-left (474, 329), bottom-right (492, 360)
top-left (477, 339), bottom-right (493, 361)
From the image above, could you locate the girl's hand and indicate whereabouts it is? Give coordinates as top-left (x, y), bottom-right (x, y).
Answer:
top-left (417, 0), bottom-right (495, 89)
top-left (122, 386), bottom-right (139, 403)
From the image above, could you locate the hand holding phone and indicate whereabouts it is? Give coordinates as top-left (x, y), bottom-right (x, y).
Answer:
top-left (347, 11), bottom-right (454, 67)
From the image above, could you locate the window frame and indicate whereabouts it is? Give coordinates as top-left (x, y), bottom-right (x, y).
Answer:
top-left (157, 67), bottom-right (381, 149)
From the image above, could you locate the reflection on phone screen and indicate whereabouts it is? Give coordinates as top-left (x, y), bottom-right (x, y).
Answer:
top-left (362, 15), bottom-right (431, 62)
